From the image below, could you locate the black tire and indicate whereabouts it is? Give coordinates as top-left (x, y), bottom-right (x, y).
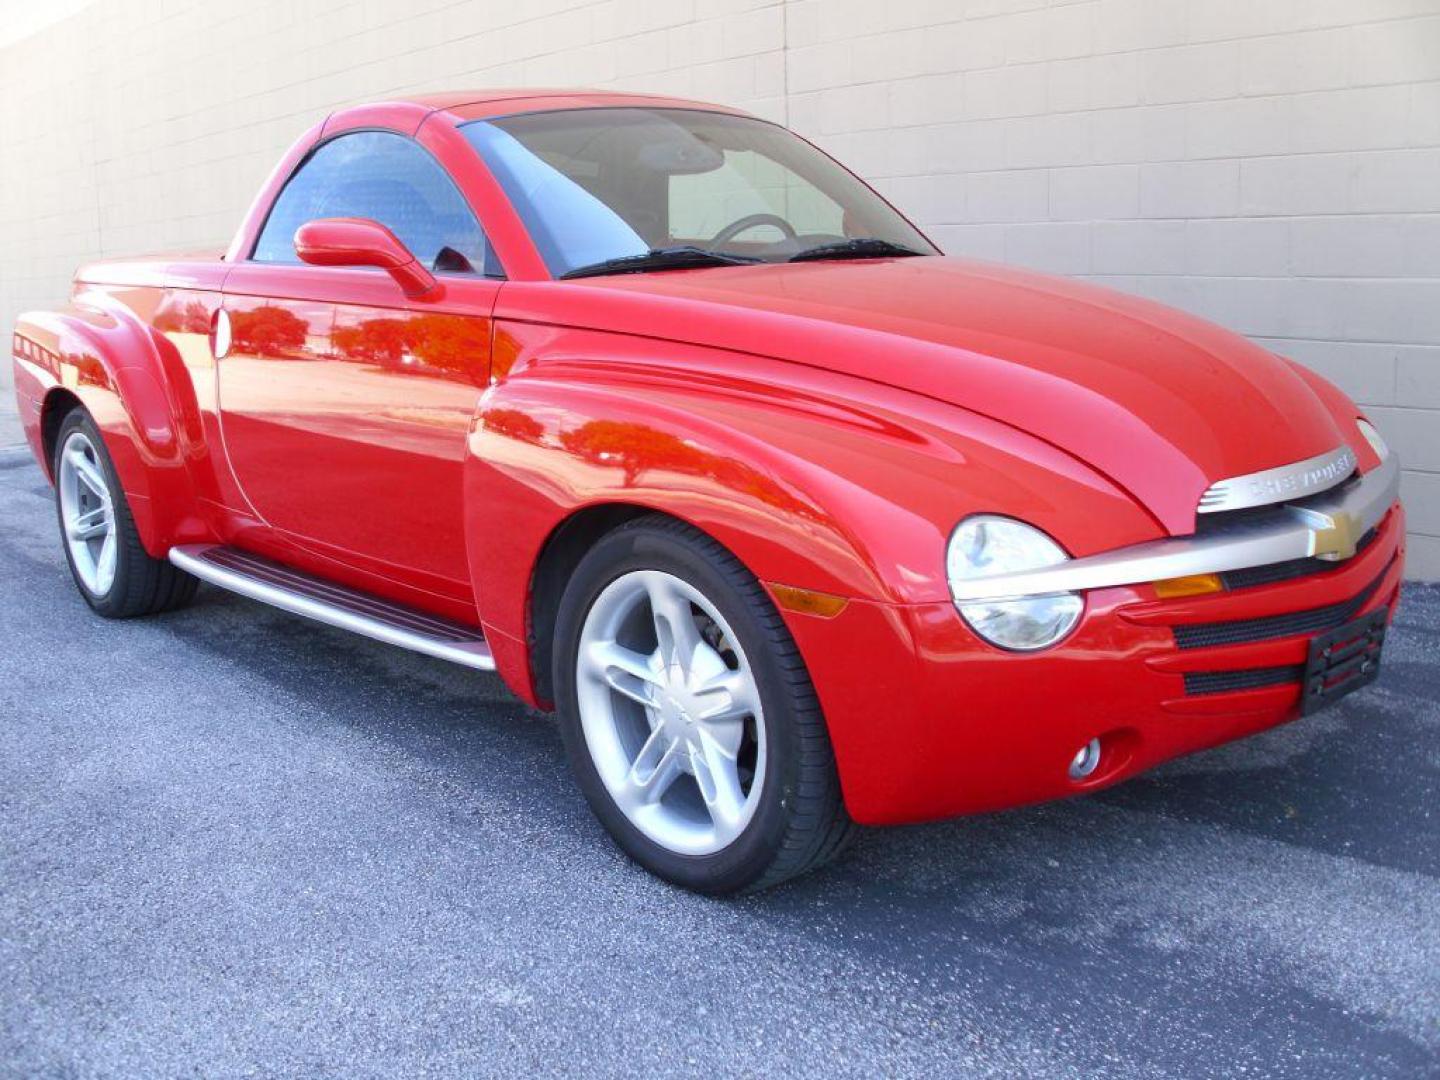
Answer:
top-left (553, 515), bottom-right (856, 893)
top-left (52, 408), bottom-right (198, 618)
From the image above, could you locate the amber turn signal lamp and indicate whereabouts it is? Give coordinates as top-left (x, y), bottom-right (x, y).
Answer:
top-left (1152, 573), bottom-right (1224, 599)
top-left (769, 583), bottom-right (849, 618)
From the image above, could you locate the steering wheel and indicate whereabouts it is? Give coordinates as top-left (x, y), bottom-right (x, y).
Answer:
top-left (710, 212), bottom-right (797, 246)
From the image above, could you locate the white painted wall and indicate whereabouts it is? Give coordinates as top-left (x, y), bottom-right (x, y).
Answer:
top-left (2, 0), bottom-right (1437, 573)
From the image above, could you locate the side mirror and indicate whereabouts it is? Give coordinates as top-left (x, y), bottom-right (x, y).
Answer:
top-left (294, 217), bottom-right (438, 298)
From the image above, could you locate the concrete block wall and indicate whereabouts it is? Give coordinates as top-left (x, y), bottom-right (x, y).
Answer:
top-left (1, 0), bottom-right (1437, 574)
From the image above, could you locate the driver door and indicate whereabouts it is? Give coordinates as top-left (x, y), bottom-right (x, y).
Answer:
top-left (218, 130), bottom-right (500, 599)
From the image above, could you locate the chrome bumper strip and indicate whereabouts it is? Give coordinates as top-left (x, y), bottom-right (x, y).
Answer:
top-left (950, 455), bottom-right (1400, 603)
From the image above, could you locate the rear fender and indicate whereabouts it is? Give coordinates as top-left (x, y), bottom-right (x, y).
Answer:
top-left (12, 293), bottom-right (211, 554)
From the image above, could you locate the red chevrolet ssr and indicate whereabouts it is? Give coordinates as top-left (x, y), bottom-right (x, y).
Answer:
top-left (11, 90), bottom-right (1404, 892)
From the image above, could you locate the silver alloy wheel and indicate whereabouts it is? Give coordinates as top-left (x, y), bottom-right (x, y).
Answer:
top-left (575, 569), bottom-right (766, 856)
top-left (57, 430), bottom-right (117, 596)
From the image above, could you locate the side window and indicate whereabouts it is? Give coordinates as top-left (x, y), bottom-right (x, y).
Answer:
top-left (253, 131), bottom-right (491, 274)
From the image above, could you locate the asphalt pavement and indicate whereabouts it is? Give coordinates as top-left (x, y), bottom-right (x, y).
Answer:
top-left (0, 409), bottom-right (20, 450)
top-left (1, 446), bottom-right (1437, 1078)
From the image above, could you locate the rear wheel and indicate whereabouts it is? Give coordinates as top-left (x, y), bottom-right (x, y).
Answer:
top-left (553, 516), bottom-right (855, 893)
top-left (52, 409), bottom-right (197, 618)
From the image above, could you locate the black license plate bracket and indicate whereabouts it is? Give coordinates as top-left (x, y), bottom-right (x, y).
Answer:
top-left (1301, 607), bottom-right (1387, 716)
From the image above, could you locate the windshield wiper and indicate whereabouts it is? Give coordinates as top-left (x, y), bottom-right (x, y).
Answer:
top-left (561, 246), bottom-right (763, 279)
top-left (788, 238), bottom-right (927, 263)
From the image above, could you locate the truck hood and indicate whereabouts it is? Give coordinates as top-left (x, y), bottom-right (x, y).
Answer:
top-left (507, 256), bottom-right (1353, 535)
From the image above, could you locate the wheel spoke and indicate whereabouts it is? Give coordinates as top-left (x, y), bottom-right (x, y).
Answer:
top-left (647, 576), bottom-right (705, 677)
top-left (626, 727), bottom-right (685, 805)
top-left (94, 529), bottom-right (117, 593)
top-left (67, 450), bottom-right (108, 500)
top-left (692, 668), bottom-right (759, 722)
top-left (69, 506), bottom-right (110, 541)
top-left (583, 641), bottom-right (660, 707)
top-left (691, 728), bottom-right (747, 840)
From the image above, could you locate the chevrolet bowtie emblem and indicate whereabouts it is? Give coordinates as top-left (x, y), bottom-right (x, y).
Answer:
top-left (1293, 507), bottom-right (1363, 561)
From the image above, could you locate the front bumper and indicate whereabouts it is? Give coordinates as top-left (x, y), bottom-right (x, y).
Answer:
top-left (786, 499), bottom-right (1405, 826)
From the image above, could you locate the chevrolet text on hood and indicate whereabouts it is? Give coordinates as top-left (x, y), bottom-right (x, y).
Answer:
top-left (10, 91), bottom-right (1405, 893)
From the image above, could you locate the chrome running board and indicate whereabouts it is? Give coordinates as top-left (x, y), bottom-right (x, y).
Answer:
top-left (167, 543), bottom-right (495, 671)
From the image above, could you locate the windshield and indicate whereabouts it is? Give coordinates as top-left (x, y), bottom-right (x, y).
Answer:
top-left (461, 107), bottom-right (937, 277)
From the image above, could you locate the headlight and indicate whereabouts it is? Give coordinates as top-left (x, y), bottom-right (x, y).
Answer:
top-left (1356, 418), bottom-right (1389, 460)
top-left (946, 515), bottom-right (1083, 651)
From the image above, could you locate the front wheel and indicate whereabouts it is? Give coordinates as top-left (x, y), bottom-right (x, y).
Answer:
top-left (553, 516), bottom-right (855, 893)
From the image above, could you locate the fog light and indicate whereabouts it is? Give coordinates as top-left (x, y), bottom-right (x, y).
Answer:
top-left (1069, 738), bottom-right (1102, 780)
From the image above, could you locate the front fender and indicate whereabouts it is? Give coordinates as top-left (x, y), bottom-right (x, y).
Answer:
top-left (465, 322), bottom-right (1161, 702)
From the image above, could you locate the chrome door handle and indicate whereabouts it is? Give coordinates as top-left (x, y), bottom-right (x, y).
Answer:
top-left (212, 308), bottom-right (232, 360)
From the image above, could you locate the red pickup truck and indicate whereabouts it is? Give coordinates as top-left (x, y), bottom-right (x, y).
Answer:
top-left (11, 90), bottom-right (1404, 892)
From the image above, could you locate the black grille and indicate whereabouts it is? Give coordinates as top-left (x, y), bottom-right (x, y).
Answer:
top-left (1219, 527), bottom-right (1378, 590)
top-left (1184, 665), bottom-right (1304, 695)
top-left (1173, 560), bottom-right (1392, 650)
